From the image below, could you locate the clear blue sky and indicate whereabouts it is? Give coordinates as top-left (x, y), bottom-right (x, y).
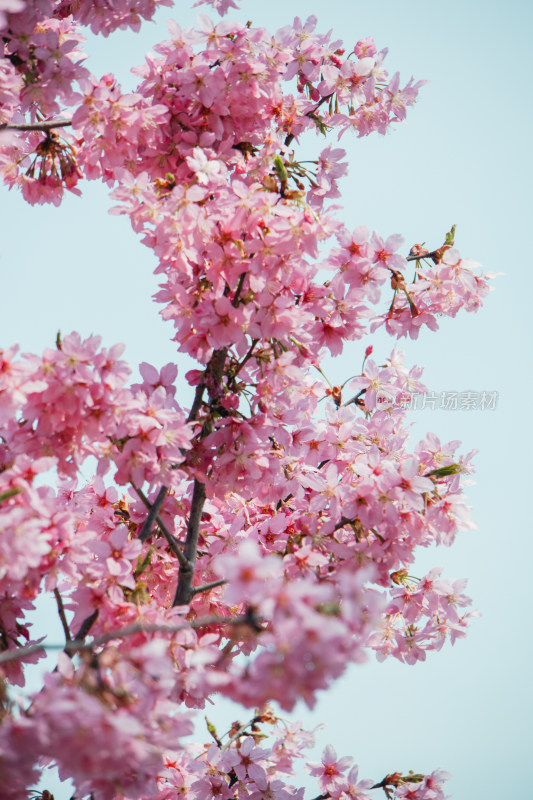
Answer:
top-left (2, 1), bottom-right (531, 798)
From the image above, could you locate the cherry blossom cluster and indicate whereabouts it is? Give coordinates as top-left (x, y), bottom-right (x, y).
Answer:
top-left (0, 334), bottom-right (192, 483)
top-left (0, 0), bottom-right (493, 797)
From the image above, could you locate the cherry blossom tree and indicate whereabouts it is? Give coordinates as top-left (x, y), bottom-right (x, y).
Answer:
top-left (0, 0), bottom-right (494, 798)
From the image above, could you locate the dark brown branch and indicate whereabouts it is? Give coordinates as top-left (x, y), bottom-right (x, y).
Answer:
top-left (0, 119), bottom-right (72, 132)
top-left (406, 249), bottom-right (439, 263)
top-left (176, 348), bottom-right (228, 604)
top-left (232, 271), bottom-right (247, 307)
top-left (208, 348), bottom-right (228, 390)
top-left (73, 609), bottom-right (99, 642)
top-left (191, 578), bottom-right (227, 596)
top-left (53, 588), bottom-right (72, 643)
top-left (343, 388), bottom-right (366, 407)
top-left (334, 516), bottom-right (353, 531)
top-left (159, 526), bottom-right (189, 566)
top-left (186, 346), bottom-right (228, 425)
top-left (232, 338), bottom-right (259, 379)
top-left (187, 381), bottom-right (206, 423)
top-left (134, 484), bottom-right (189, 568)
top-left (137, 484), bottom-right (168, 542)
top-left (173, 479), bottom-right (206, 606)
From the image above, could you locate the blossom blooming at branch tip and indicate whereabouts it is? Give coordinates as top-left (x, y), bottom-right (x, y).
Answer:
top-left (307, 745), bottom-right (353, 792)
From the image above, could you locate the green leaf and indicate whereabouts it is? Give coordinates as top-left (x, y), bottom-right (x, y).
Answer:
top-left (444, 224), bottom-right (456, 245)
top-left (425, 463), bottom-right (461, 478)
top-left (0, 487), bottom-right (22, 504)
top-left (205, 716), bottom-right (220, 744)
top-left (273, 155), bottom-right (288, 185)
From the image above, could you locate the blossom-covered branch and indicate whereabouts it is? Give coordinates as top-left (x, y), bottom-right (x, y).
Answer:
top-left (0, 1), bottom-right (492, 798)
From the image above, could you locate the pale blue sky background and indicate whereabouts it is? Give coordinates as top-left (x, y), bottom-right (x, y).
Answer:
top-left (1, 1), bottom-right (532, 798)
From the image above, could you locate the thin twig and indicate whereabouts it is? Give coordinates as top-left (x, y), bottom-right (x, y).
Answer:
top-left (134, 484), bottom-right (189, 568)
top-left (343, 388), bottom-right (366, 407)
top-left (69, 614), bottom-right (249, 650)
top-left (284, 93), bottom-right (333, 148)
top-left (221, 715), bottom-right (262, 751)
top-left (0, 613), bottom-right (259, 665)
top-left (53, 588), bottom-right (72, 643)
top-left (191, 578), bottom-right (227, 596)
top-left (158, 526), bottom-right (189, 567)
top-left (232, 338), bottom-right (259, 379)
top-left (0, 119), bottom-right (72, 132)
top-left (137, 485), bottom-right (168, 542)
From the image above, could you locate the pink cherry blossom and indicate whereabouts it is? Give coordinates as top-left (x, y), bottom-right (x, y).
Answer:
top-left (307, 745), bottom-right (353, 792)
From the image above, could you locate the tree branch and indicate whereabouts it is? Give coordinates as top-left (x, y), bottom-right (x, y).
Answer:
top-left (284, 93), bottom-right (333, 148)
top-left (53, 588), bottom-right (72, 643)
top-left (134, 484), bottom-right (189, 568)
top-left (175, 347), bottom-right (229, 604)
top-left (221, 715), bottom-right (262, 751)
top-left (191, 578), bottom-right (227, 596)
top-left (0, 119), bottom-right (72, 132)
top-left (72, 609), bottom-right (99, 642)
top-left (231, 338), bottom-right (259, 380)
top-left (232, 271), bottom-right (247, 307)
top-left (173, 478), bottom-right (206, 606)
top-left (186, 346), bottom-right (228, 425)
top-left (0, 613), bottom-right (258, 665)
top-left (137, 484), bottom-right (168, 542)
top-left (406, 249), bottom-right (439, 263)
top-left (187, 381), bottom-right (206, 423)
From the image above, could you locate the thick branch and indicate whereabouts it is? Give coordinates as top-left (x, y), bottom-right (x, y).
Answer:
top-left (175, 348), bottom-right (227, 605)
top-left (73, 609), bottom-right (99, 642)
top-left (173, 479), bottom-right (206, 606)
top-left (186, 346), bottom-right (228, 425)
top-left (187, 382), bottom-right (206, 423)
top-left (0, 119), bottom-right (72, 132)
